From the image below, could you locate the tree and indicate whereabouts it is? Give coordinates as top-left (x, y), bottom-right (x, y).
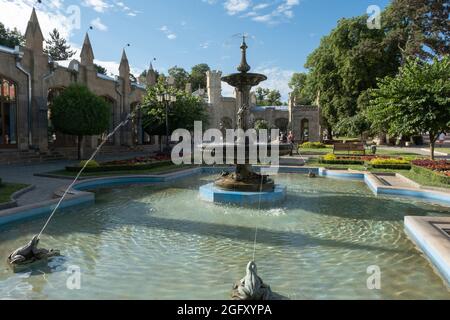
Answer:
top-left (289, 73), bottom-right (314, 105)
top-left (368, 57), bottom-right (450, 160)
top-left (304, 15), bottom-right (401, 136)
top-left (0, 22), bottom-right (24, 48)
top-left (255, 87), bottom-right (270, 105)
top-left (190, 63), bottom-right (210, 90)
top-left (254, 88), bottom-right (282, 106)
top-left (382, 0), bottom-right (449, 61)
top-left (44, 28), bottom-right (76, 61)
top-left (94, 64), bottom-right (108, 75)
top-left (141, 81), bottom-right (209, 139)
top-left (168, 66), bottom-right (190, 90)
top-left (266, 90), bottom-right (282, 106)
top-left (254, 120), bottom-right (270, 131)
top-left (51, 84), bottom-right (110, 160)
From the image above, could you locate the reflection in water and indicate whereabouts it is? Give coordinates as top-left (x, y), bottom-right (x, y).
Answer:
top-left (0, 174), bottom-right (449, 299)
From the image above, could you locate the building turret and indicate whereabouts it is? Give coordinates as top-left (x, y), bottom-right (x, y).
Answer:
top-left (119, 49), bottom-right (130, 78)
top-left (206, 70), bottom-right (222, 105)
top-left (146, 62), bottom-right (157, 87)
top-left (80, 33), bottom-right (94, 66)
top-left (25, 8), bottom-right (44, 52)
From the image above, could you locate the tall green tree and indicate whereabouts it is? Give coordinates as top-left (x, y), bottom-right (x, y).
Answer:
top-left (289, 72), bottom-right (314, 105)
top-left (0, 22), bottom-right (24, 48)
top-left (304, 15), bottom-right (401, 137)
top-left (141, 81), bottom-right (209, 138)
top-left (168, 66), bottom-right (190, 90)
top-left (190, 63), bottom-right (210, 90)
top-left (368, 57), bottom-right (450, 159)
top-left (44, 28), bottom-right (76, 61)
top-left (382, 0), bottom-right (449, 61)
top-left (254, 88), bottom-right (282, 106)
top-left (51, 84), bottom-right (110, 160)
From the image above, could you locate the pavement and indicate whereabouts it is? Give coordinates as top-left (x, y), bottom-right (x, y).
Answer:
top-left (0, 152), bottom-right (151, 206)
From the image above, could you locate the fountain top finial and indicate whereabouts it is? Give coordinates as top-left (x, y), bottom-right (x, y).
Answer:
top-left (237, 35), bottom-right (251, 73)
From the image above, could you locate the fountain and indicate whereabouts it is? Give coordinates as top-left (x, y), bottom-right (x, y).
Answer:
top-left (199, 37), bottom-right (287, 205)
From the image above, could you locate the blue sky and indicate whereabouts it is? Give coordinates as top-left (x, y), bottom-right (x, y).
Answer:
top-left (0, 0), bottom-right (390, 99)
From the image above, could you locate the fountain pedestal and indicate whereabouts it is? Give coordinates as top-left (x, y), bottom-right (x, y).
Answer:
top-left (199, 183), bottom-right (286, 206)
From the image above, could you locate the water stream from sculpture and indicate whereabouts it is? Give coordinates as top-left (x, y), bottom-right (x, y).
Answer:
top-left (8, 108), bottom-right (141, 264)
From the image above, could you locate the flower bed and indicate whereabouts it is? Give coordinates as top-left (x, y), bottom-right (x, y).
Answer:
top-left (300, 142), bottom-right (328, 149)
top-left (319, 154), bottom-right (414, 169)
top-left (66, 156), bottom-right (173, 173)
top-left (411, 160), bottom-right (450, 184)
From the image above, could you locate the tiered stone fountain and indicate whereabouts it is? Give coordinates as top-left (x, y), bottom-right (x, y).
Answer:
top-left (199, 38), bottom-right (287, 206)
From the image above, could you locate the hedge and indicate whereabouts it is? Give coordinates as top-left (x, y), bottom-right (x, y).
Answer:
top-left (319, 159), bottom-right (365, 165)
top-left (66, 160), bottom-right (173, 173)
top-left (370, 164), bottom-right (412, 170)
top-left (411, 165), bottom-right (450, 185)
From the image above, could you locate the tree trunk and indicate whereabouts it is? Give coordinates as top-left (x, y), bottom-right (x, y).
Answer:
top-left (327, 126), bottom-right (333, 141)
top-left (429, 133), bottom-right (436, 161)
top-left (78, 135), bottom-right (84, 160)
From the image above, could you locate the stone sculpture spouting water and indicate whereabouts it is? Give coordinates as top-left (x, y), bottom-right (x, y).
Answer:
top-left (231, 261), bottom-right (272, 300)
top-left (7, 235), bottom-right (60, 271)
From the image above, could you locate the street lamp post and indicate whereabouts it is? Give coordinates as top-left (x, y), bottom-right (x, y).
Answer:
top-left (157, 91), bottom-right (177, 154)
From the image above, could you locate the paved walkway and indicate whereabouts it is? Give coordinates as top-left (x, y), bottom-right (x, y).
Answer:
top-left (0, 152), bottom-right (151, 206)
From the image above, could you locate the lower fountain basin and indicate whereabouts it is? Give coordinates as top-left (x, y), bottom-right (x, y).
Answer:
top-left (199, 183), bottom-right (286, 206)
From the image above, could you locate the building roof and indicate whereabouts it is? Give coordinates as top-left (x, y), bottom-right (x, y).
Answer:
top-left (252, 105), bottom-right (289, 112)
top-left (0, 44), bottom-right (16, 55)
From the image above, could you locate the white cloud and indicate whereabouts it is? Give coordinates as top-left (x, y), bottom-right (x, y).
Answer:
top-left (82, 0), bottom-right (112, 13)
top-left (0, 0), bottom-right (79, 39)
top-left (159, 25), bottom-right (177, 40)
top-left (224, 0), bottom-right (252, 15)
top-left (252, 0), bottom-right (301, 24)
top-left (91, 17), bottom-right (108, 31)
top-left (253, 3), bottom-right (270, 10)
top-left (253, 65), bottom-right (294, 101)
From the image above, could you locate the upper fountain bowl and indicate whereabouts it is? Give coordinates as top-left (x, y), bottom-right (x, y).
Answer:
top-left (221, 73), bottom-right (267, 88)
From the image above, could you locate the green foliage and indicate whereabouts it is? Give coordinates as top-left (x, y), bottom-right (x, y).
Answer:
top-left (190, 64), bottom-right (210, 90)
top-left (254, 87), bottom-right (282, 106)
top-left (254, 119), bottom-right (270, 131)
top-left (94, 64), bottom-right (108, 75)
top-left (51, 84), bottom-right (111, 137)
top-left (0, 22), bottom-right (24, 48)
top-left (141, 82), bottom-right (208, 136)
top-left (168, 66), bottom-right (190, 90)
top-left (304, 15), bottom-right (401, 133)
top-left (412, 165), bottom-right (450, 185)
top-left (67, 161), bottom-right (173, 173)
top-left (370, 158), bottom-right (410, 165)
top-left (289, 73), bottom-right (314, 105)
top-left (301, 142), bottom-right (327, 149)
top-left (368, 56), bottom-right (450, 159)
top-left (79, 160), bottom-right (99, 168)
top-left (44, 28), bottom-right (76, 61)
top-left (382, 0), bottom-right (449, 61)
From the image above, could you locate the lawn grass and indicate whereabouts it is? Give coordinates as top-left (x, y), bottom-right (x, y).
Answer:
top-left (435, 147), bottom-right (450, 154)
top-left (306, 158), bottom-right (449, 189)
top-left (47, 164), bottom-right (196, 178)
top-left (0, 183), bottom-right (30, 204)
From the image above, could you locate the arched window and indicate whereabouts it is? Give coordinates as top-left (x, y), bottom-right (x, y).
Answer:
top-left (0, 77), bottom-right (18, 147)
top-left (275, 118), bottom-right (289, 133)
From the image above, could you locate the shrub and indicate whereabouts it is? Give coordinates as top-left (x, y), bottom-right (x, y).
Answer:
top-left (412, 165), bottom-right (450, 185)
top-left (79, 160), bottom-right (100, 168)
top-left (323, 153), bottom-right (337, 161)
top-left (300, 142), bottom-right (327, 149)
top-left (66, 160), bottom-right (173, 173)
top-left (370, 158), bottom-right (410, 165)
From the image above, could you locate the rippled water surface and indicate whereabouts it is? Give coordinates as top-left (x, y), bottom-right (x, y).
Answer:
top-left (0, 174), bottom-right (449, 299)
